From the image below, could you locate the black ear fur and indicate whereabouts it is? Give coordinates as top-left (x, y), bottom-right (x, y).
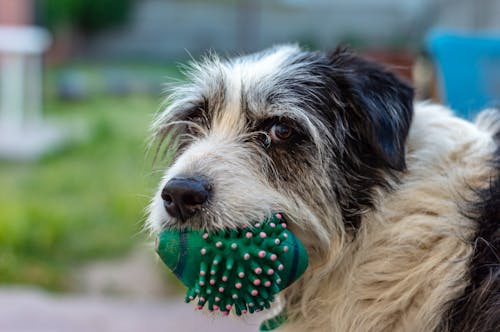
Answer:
top-left (330, 49), bottom-right (414, 171)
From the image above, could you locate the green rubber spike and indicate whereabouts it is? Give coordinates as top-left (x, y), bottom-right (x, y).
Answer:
top-left (155, 213), bottom-right (308, 315)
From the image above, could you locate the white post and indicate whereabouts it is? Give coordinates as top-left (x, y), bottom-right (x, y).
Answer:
top-left (0, 27), bottom-right (50, 131)
top-left (0, 26), bottom-right (58, 160)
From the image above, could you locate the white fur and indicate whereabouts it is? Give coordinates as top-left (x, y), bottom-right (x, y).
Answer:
top-left (280, 103), bottom-right (497, 332)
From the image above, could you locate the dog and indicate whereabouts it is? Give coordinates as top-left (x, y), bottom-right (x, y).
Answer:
top-left (146, 45), bottom-right (499, 332)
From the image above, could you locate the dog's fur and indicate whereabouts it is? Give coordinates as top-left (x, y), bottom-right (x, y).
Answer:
top-left (147, 45), bottom-right (500, 332)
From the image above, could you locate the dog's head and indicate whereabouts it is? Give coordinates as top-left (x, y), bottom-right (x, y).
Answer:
top-left (147, 45), bottom-right (413, 255)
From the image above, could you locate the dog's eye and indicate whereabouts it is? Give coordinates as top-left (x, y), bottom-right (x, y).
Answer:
top-left (269, 123), bottom-right (293, 142)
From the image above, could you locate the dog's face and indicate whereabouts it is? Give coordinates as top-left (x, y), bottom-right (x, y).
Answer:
top-left (147, 45), bottom-right (413, 254)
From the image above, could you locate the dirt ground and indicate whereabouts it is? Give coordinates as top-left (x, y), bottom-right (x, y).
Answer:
top-left (0, 287), bottom-right (265, 332)
top-left (1, 247), bottom-right (269, 332)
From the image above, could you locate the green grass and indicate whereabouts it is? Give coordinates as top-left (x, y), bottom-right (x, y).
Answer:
top-left (0, 94), bottom-right (166, 290)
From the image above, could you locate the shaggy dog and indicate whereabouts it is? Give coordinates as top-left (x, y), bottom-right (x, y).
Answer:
top-left (147, 45), bottom-right (499, 332)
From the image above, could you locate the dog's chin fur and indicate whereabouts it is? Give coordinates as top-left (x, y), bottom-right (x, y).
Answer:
top-left (147, 45), bottom-right (500, 331)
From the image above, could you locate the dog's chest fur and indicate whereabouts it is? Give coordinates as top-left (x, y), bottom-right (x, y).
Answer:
top-left (280, 104), bottom-right (497, 332)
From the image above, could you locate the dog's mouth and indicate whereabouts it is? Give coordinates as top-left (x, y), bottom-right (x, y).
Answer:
top-left (163, 212), bottom-right (291, 233)
top-left (155, 211), bottom-right (309, 316)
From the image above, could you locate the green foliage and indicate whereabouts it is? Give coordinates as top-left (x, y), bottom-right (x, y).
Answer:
top-left (40, 0), bottom-right (134, 33)
top-left (0, 93), bottom-right (163, 290)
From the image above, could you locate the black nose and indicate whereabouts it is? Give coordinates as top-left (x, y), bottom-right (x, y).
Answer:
top-left (161, 176), bottom-right (211, 221)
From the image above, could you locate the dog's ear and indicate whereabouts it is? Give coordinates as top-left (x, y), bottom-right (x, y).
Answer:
top-left (330, 48), bottom-right (414, 171)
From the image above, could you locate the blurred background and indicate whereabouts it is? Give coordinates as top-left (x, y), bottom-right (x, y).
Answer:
top-left (0, 0), bottom-right (498, 331)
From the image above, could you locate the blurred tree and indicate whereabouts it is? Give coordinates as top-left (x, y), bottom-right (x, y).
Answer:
top-left (38, 0), bottom-right (134, 35)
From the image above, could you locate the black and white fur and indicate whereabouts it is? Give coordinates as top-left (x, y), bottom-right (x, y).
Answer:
top-left (147, 45), bottom-right (500, 332)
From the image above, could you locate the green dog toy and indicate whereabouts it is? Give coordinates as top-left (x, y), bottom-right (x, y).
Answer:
top-left (155, 213), bottom-right (308, 316)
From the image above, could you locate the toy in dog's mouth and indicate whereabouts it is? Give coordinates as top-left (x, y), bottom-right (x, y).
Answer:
top-left (155, 213), bottom-right (309, 316)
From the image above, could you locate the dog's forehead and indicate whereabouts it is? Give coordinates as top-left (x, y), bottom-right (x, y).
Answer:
top-left (195, 45), bottom-right (310, 120)
top-left (157, 45), bottom-right (329, 142)
top-left (231, 44), bottom-right (303, 90)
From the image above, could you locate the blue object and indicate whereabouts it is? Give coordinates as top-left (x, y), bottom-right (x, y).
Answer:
top-left (427, 30), bottom-right (500, 119)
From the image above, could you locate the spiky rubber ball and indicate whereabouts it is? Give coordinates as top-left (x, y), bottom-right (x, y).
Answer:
top-left (155, 213), bottom-right (308, 316)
